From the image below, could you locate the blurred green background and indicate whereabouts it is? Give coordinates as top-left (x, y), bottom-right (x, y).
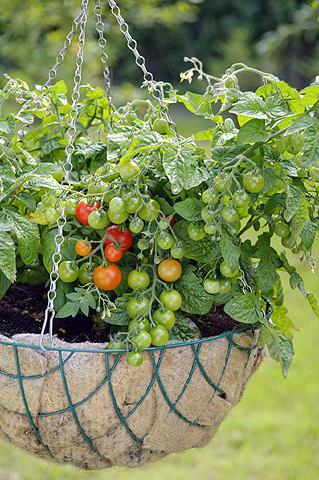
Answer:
top-left (0, 1), bottom-right (319, 479)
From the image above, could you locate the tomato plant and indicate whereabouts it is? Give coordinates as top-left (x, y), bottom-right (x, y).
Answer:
top-left (1, 61), bottom-right (319, 373)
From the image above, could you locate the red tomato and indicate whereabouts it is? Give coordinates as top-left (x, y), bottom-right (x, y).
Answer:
top-left (104, 243), bottom-right (123, 262)
top-left (75, 201), bottom-right (100, 225)
top-left (105, 225), bottom-right (133, 252)
top-left (93, 264), bottom-right (122, 291)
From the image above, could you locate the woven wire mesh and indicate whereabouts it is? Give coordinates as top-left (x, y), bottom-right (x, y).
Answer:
top-left (0, 327), bottom-right (256, 458)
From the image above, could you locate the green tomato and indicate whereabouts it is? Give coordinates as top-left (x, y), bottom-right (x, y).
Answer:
top-left (202, 189), bottom-right (219, 205)
top-left (153, 118), bottom-right (170, 134)
top-left (126, 297), bottom-right (150, 318)
top-left (87, 180), bottom-right (108, 194)
top-left (128, 270), bottom-right (151, 290)
top-left (219, 279), bottom-right (232, 294)
top-left (153, 309), bottom-right (176, 330)
top-left (214, 175), bottom-right (232, 193)
top-left (88, 210), bottom-right (109, 229)
top-left (129, 217), bottom-right (144, 234)
top-left (243, 172), bottom-right (265, 193)
top-left (128, 351), bottom-right (143, 367)
top-left (52, 166), bottom-right (65, 182)
top-left (159, 290), bottom-right (182, 311)
top-left (309, 166), bottom-right (319, 180)
top-left (119, 159), bottom-right (140, 180)
top-left (137, 238), bottom-right (149, 251)
top-left (58, 261), bottom-right (79, 283)
top-left (222, 206), bottom-right (238, 223)
top-left (108, 209), bottom-right (129, 224)
top-left (156, 231), bottom-right (174, 250)
top-left (187, 223), bottom-right (206, 241)
top-left (204, 223), bottom-right (217, 235)
top-left (281, 236), bottom-right (295, 249)
top-left (203, 278), bottom-right (220, 294)
top-left (17, 267), bottom-right (48, 286)
top-left (65, 199), bottom-right (77, 217)
top-left (138, 199), bottom-right (161, 221)
top-left (125, 195), bottom-right (142, 213)
top-left (129, 318), bottom-right (151, 333)
top-left (170, 242), bottom-right (185, 259)
top-left (109, 196), bottom-right (126, 213)
top-left (150, 325), bottom-right (169, 346)
top-left (275, 221), bottom-right (290, 238)
top-left (220, 260), bottom-right (239, 278)
top-left (201, 206), bottom-right (216, 223)
top-left (79, 263), bottom-right (94, 285)
top-left (233, 190), bottom-right (250, 208)
top-left (132, 331), bottom-right (152, 350)
top-left (108, 340), bottom-right (125, 351)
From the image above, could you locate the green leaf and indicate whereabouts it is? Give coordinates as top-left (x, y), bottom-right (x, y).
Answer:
top-left (162, 148), bottom-right (208, 195)
top-left (284, 184), bottom-right (304, 222)
top-left (56, 302), bottom-right (80, 319)
top-left (0, 270), bottom-right (11, 299)
top-left (237, 119), bottom-right (268, 144)
top-left (0, 230), bottom-right (16, 282)
top-left (285, 115), bottom-right (318, 135)
top-left (289, 201), bottom-right (308, 244)
top-left (302, 125), bottom-right (319, 164)
top-left (174, 198), bottom-right (202, 221)
top-left (220, 229), bottom-right (240, 270)
top-left (6, 210), bottom-right (40, 265)
top-left (268, 333), bottom-right (294, 378)
top-left (306, 294), bottom-right (319, 318)
top-left (0, 118), bottom-right (15, 134)
top-left (224, 292), bottom-right (263, 324)
top-left (107, 295), bottom-right (131, 326)
top-left (176, 92), bottom-right (212, 117)
top-left (230, 93), bottom-right (268, 119)
top-left (300, 220), bottom-right (318, 250)
top-left (255, 233), bottom-right (281, 295)
top-left (177, 268), bottom-right (214, 315)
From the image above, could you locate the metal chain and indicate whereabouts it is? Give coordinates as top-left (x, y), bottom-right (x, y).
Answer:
top-left (40, 0), bottom-right (89, 348)
top-left (17, 12), bottom-right (82, 141)
top-left (94, 0), bottom-right (114, 123)
top-left (107, 0), bottom-right (178, 135)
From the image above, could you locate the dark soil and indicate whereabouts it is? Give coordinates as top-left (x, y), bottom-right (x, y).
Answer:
top-left (0, 284), bottom-right (241, 344)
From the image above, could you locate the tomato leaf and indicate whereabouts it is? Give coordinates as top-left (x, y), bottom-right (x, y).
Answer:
top-left (177, 268), bottom-right (214, 315)
top-left (237, 119), bottom-right (268, 144)
top-left (224, 292), bottom-right (263, 324)
top-left (220, 229), bottom-right (240, 270)
top-left (6, 210), bottom-right (40, 265)
top-left (0, 230), bottom-right (16, 282)
top-left (174, 198), bottom-right (202, 221)
top-left (0, 270), bottom-right (11, 299)
top-left (284, 184), bottom-right (304, 222)
top-left (162, 148), bottom-right (208, 195)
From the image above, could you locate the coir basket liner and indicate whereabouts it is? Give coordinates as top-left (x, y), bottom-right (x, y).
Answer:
top-left (0, 327), bottom-right (259, 470)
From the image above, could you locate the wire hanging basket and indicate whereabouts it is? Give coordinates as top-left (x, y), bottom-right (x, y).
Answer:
top-left (0, 0), bottom-right (266, 470)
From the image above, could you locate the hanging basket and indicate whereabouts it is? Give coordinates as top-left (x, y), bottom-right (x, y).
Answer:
top-left (0, 328), bottom-right (259, 469)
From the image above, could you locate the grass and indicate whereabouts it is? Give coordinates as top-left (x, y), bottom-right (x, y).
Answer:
top-left (0, 261), bottom-right (318, 480)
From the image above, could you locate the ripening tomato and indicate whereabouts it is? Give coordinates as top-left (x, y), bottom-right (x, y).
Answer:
top-left (104, 243), bottom-right (123, 262)
top-left (75, 240), bottom-right (92, 257)
top-left (93, 264), bottom-right (122, 291)
top-left (157, 259), bottom-right (182, 282)
top-left (58, 261), bottom-right (79, 283)
top-left (75, 201), bottom-right (100, 225)
top-left (105, 225), bottom-right (133, 252)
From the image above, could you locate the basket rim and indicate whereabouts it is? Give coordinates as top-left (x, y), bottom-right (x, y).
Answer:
top-left (0, 325), bottom-right (254, 354)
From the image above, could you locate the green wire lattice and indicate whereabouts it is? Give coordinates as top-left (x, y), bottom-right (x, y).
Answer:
top-left (0, 327), bottom-right (256, 459)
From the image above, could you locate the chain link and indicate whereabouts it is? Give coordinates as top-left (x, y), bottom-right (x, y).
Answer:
top-left (107, 0), bottom-right (178, 135)
top-left (40, 0), bottom-right (89, 348)
top-left (94, 0), bottom-right (114, 124)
